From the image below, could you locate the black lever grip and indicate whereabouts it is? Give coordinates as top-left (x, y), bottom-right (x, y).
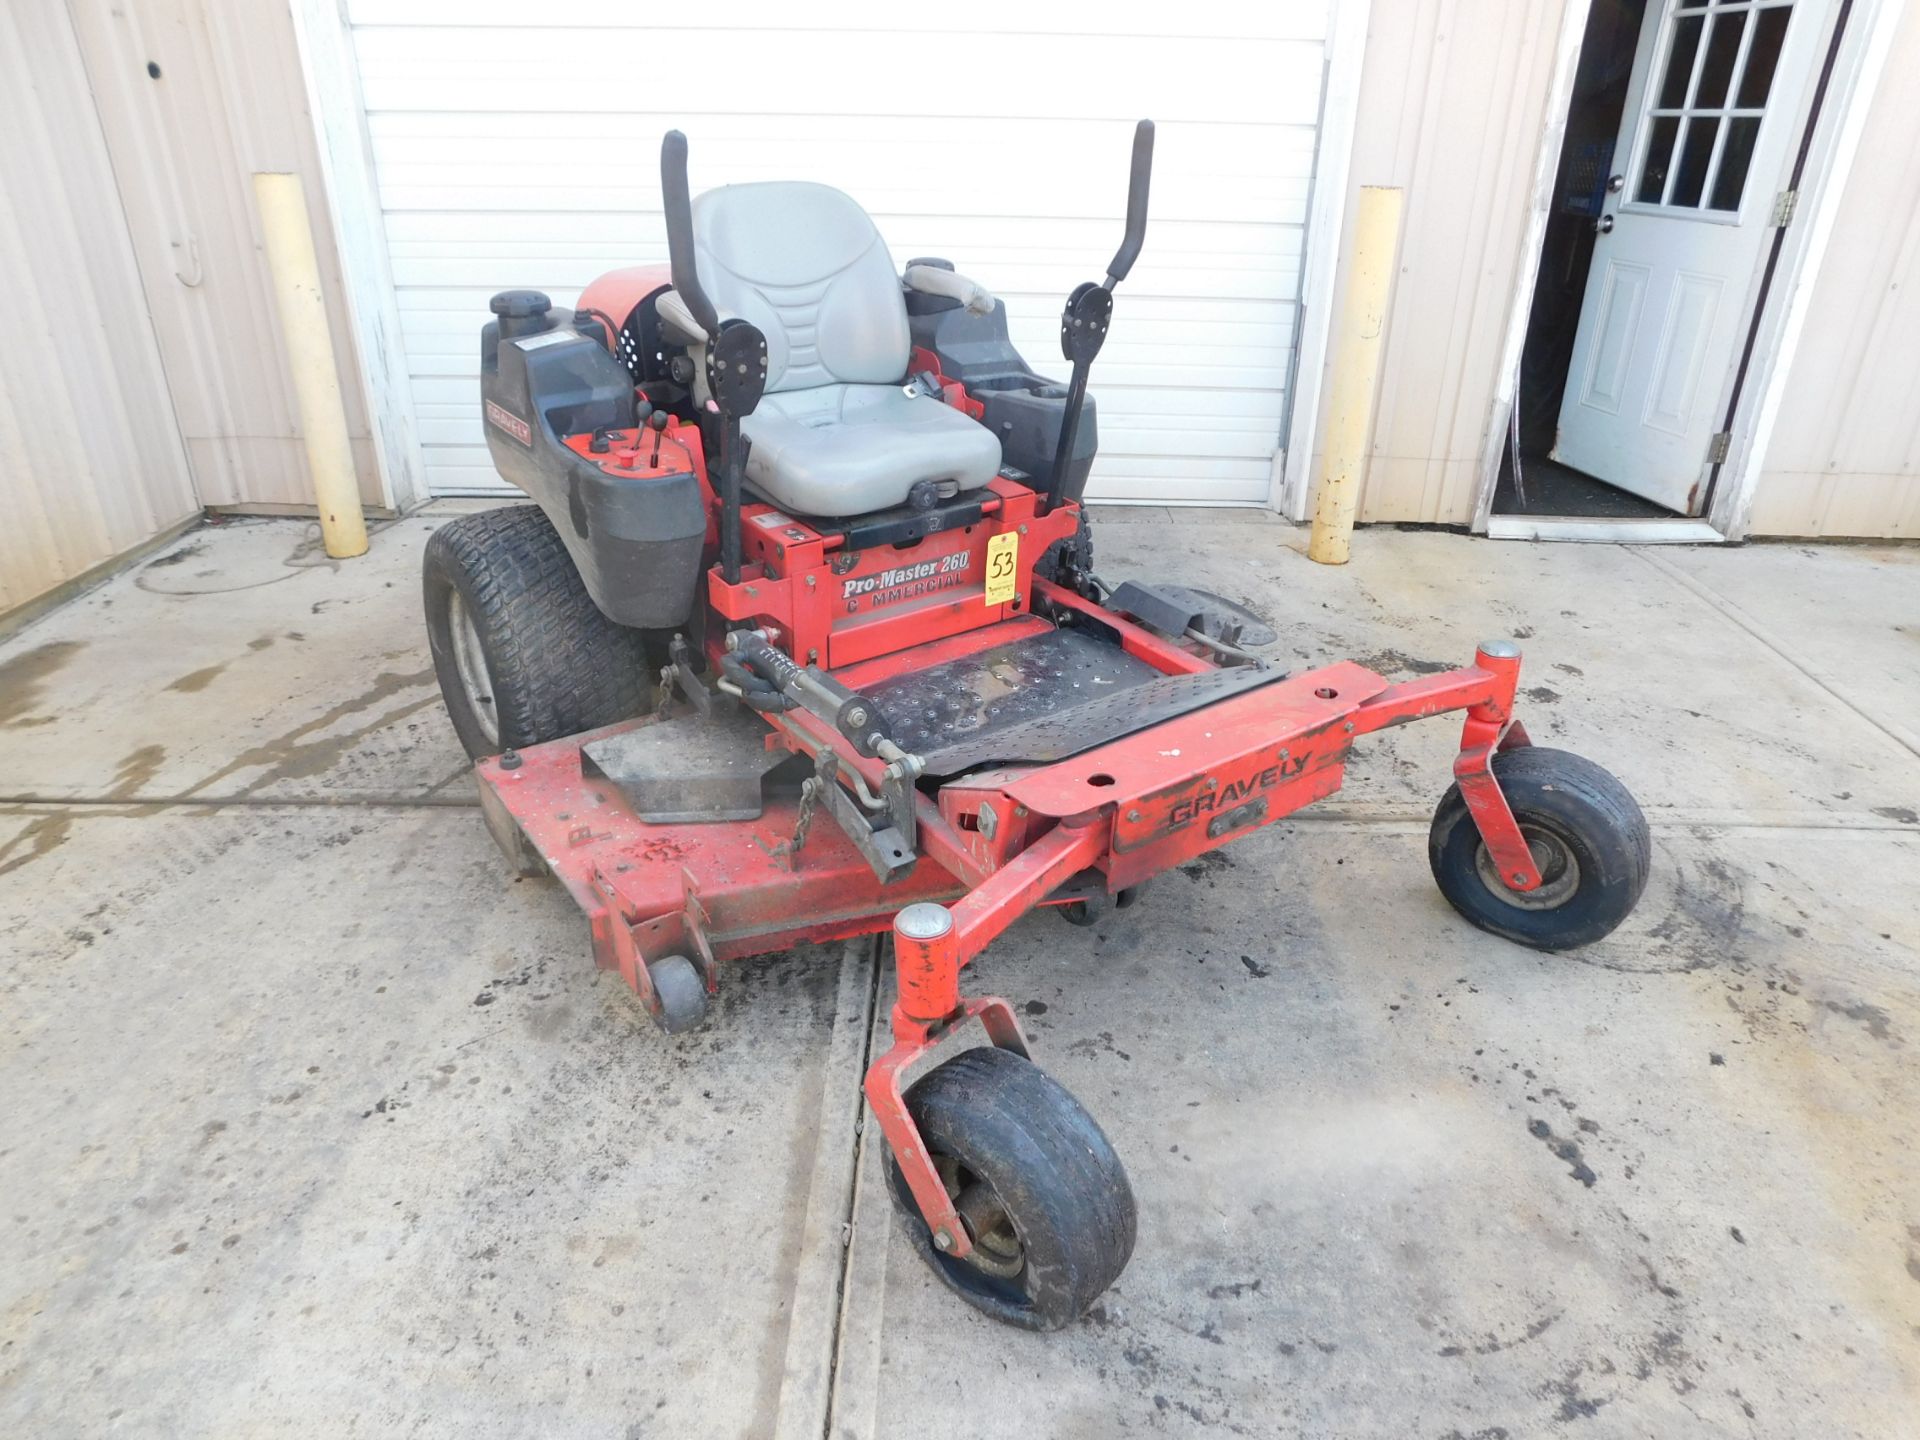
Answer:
top-left (660, 130), bottom-right (720, 337)
top-left (1105, 119), bottom-right (1155, 286)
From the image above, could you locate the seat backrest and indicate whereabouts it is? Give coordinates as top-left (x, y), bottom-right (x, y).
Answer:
top-left (690, 182), bottom-right (909, 394)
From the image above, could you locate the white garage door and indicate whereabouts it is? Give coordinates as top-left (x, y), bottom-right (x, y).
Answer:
top-left (348, 2), bottom-right (1332, 504)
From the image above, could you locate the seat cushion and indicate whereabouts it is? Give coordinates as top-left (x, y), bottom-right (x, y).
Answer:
top-left (693, 182), bottom-right (910, 394)
top-left (741, 384), bottom-right (1002, 517)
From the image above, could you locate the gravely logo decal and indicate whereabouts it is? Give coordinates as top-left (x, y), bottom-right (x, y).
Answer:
top-left (485, 399), bottom-right (532, 446)
top-left (1167, 754), bottom-right (1305, 827)
top-left (843, 552), bottom-right (971, 613)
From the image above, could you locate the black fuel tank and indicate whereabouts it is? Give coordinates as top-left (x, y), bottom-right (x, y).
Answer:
top-left (481, 297), bottom-right (705, 629)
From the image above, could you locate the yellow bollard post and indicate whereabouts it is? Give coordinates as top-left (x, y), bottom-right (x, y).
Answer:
top-left (1308, 185), bottom-right (1404, 566)
top-left (252, 172), bottom-right (368, 559)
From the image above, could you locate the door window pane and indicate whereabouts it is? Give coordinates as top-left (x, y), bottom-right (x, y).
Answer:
top-left (1739, 6), bottom-right (1791, 106)
top-left (1695, 11), bottom-right (1747, 108)
top-left (1709, 116), bottom-right (1761, 210)
top-left (1630, 1), bottom-right (1795, 213)
top-left (1638, 116), bottom-right (1682, 203)
top-left (1670, 116), bottom-right (1721, 207)
top-left (1659, 14), bottom-right (1706, 107)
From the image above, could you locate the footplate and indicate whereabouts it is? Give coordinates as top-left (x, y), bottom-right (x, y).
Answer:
top-left (863, 627), bottom-right (1284, 778)
top-left (911, 663), bottom-right (1284, 776)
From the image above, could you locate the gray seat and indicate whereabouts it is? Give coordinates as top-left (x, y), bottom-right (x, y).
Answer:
top-left (681, 181), bottom-right (1001, 517)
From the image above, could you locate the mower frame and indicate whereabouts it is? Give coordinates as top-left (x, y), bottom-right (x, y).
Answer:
top-left (476, 585), bottom-right (1541, 1262)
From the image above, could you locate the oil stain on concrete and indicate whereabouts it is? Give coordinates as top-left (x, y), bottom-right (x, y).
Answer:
top-left (0, 640), bottom-right (85, 727)
top-left (177, 668), bottom-right (439, 799)
top-left (166, 662), bottom-right (229, 694)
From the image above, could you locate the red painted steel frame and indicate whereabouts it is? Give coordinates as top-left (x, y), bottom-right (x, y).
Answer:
top-left (706, 480), bottom-right (1081, 671)
top-left (476, 615), bottom-right (1538, 1260)
top-left (848, 641), bottom-right (1537, 1257)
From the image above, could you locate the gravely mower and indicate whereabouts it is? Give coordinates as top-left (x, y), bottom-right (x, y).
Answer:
top-left (423, 123), bottom-right (1651, 1330)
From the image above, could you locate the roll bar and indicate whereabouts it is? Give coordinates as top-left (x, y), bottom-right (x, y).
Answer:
top-left (1104, 119), bottom-right (1155, 288)
top-left (660, 130), bottom-right (719, 338)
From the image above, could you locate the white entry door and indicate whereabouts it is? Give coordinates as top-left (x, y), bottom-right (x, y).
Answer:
top-left (1554, 0), bottom-right (1831, 513)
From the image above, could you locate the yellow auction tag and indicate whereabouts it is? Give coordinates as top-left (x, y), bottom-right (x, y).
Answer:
top-left (983, 531), bottom-right (1019, 606)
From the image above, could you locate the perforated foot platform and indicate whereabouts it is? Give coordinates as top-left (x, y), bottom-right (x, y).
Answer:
top-left (863, 627), bottom-right (1284, 778)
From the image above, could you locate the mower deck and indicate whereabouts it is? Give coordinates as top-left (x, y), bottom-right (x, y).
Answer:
top-left (476, 639), bottom-right (1534, 997)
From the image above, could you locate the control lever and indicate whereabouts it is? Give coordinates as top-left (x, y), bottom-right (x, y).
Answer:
top-left (660, 129), bottom-right (767, 585)
top-left (1044, 119), bottom-right (1153, 513)
top-left (647, 409), bottom-right (669, 466)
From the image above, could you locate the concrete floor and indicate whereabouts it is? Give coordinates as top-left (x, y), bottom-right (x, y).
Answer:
top-left (2, 509), bottom-right (1917, 1439)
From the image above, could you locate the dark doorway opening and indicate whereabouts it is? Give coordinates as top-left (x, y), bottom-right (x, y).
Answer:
top-left (1494, 0), bottom-right (1676, 520)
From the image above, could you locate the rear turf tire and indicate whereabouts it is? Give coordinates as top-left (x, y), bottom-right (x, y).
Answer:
top-left (886, 1046), bottom-right (1135, 1331)
top-left (422, 505), bottom-right (653, 759)
top-left (1429, 746), bottom-right (1650, 951)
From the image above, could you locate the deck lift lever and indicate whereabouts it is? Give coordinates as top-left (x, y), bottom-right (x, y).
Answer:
top-left (726, 629), bottom-right (925, 881)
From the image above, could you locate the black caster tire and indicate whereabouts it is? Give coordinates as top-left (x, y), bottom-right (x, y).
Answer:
top-left (648, 955), bottom-right (709, 1035)
top-left (422, 504), bottom-right (653, 760)
top-left (1429, 746), bottom-right (1650, 951)
top-left (1058, 899), bottom-right (1101, 927)
top-left (885, 1046), bottom-right (1135, 1331)
top-left (1057, 883), bottom-right (1147, 927)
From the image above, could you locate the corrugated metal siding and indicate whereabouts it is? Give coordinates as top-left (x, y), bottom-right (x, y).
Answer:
top-left (1310, 0), bottom-right (1574, 526)
top-left (1750, 3), bottom-right (1920, 539)
top-left (66, 0), bottom-right (383, 511)
top-left (345, 0), bottom-right (1331, 504)
top-left (0, 1), bottom-right (199, 616)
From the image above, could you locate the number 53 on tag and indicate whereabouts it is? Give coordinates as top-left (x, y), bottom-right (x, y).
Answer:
top-left (983, 532), bottom-right (1019, 606)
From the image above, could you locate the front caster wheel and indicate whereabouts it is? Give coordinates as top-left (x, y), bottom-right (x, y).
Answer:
top-left (886, 1046), bottom-right (1135, 1330)
top-left (1057, 882), bottom-right (1149, 927)
top-left (1429, 746), bottom-right (1650, 950)
top-left (647, 955), bottom-right (709, 1034)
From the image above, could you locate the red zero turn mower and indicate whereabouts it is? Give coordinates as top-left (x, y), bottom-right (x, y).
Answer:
top-left (424, 123), bottom-right (1651, 1330)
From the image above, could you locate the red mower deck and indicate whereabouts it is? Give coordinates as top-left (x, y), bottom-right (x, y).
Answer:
top-left (478, 627), bottom-right (1542, 1263)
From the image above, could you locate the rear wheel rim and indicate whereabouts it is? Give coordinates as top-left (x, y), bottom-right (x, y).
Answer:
top-left (447, 591), bottom-right (500, 747)
top-left (1475, 826), bottom-right (1580, 910)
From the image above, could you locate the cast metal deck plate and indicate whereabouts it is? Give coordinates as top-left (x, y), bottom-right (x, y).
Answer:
top-left (582, 705), bottom-right (794, 822)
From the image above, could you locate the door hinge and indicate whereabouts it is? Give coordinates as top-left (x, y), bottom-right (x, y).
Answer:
top-left (1771, 189), bottom-right (1798, 227)
top-left (1707, 431), bottom-right (1733, 464)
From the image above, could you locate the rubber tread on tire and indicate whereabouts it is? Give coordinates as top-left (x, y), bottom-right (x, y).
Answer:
top-left (422, 504), bottom-right (652, 758)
